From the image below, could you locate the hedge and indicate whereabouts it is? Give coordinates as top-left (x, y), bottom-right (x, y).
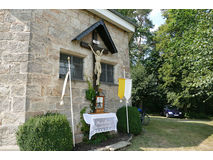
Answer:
top-left (116, 106), bottom-right (142, 135)
top-left (16, 113), bottom-right (73, 151)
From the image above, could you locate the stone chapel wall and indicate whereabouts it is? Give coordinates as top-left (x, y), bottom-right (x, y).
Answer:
top-left (0, 9), bottom-right (131, 146)
top-left (0, 9), bottom-right (31, 147)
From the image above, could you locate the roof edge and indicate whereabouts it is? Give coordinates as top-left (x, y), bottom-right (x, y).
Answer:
top-left (87, 9), bottom-right (135, 33)
top-left (107, 9), bottom-right (137, 27)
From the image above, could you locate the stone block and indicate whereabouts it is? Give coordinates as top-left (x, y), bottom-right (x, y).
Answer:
top-left (6, 41), bottom-right (29, 53)
top-left (0, 64), bottom-right (9, 74)
top-left (46, 86), bottom-right (63, 97)
top-left (3, 11), bottom-right (16, 23)
top-left (0, 84), bottom-right (9, 96)
top-left (0, 40), bottom-right (8, 50)
top-left (0, 125), bottom-right (18, 146)
top-left (42, 63), bottom-right (53, 74)
top-left (70, 11), bottom-right (78, 19)
top-left (0, 74), bottom-right (27, 85)
top-left (25, 97), bottom-right (44, 111)
top-left (14, 32), bottom-right (30, 41)
top-left (72, 88), bottom-right (81, 98)
top-left (8, 63), bottom-right (21, 74)
top-left (73, 103), bottom-right (80, 114)
top-left (46, 96), bottom-right (60, 105)
top-left (0, 32), bottom-right (13, 40)
top-left (20, 62), bottom-right (28, 73)
top-left (9, 9), bottom-right (32, 22)
top-left (73, 97), bottom-right (82, 104)
top-left (0, 22), bottom-right (10, 32)
top-left (58, 109), bottom-right (71, 119)
top-left (0, 10), bottom-right (4, 23)
top-left (12, 97), bottom-right (26, 112)
top-left (75, 133), bottom-right (83, 143)
top-left (26, 85), bottom-right (41, 97)
top-left (31, 22), bottom-right (48, 37)
top-left (10, 23), bottom-right (25, 32)
top-left (11, 85), bottom-right (25, 96)
top-left (79, 102), bottom-right (90, 110)
top-left (30, 101), bottom-right (48, 112)
top-left (0, 96), bottom-right (11, 112)
top-left (27, 74), bottom-right (51, 86)
top-left (28, 62), bottom-right (42, 73)
top-left (1, 112), bottom-right (25, 125)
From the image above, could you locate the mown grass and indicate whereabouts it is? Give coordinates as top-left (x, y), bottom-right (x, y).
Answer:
top-left (123, 116), bottom-right (213, 151)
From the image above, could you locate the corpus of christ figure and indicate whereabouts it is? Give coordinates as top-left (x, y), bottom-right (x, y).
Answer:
top-left (89, 44), bottom-right (104, 86)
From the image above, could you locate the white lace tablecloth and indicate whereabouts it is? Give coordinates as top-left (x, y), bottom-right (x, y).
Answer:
top-left (83, 113), bottom-right (118, 139)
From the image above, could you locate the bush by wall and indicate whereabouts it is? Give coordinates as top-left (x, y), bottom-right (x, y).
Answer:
top-left (116, 106), bottom-right (142, 135)
top-left (16, 113), bottom-right (73, 151)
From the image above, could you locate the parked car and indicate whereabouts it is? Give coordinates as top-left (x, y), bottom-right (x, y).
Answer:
top-left (162, 105), bottom-right (183, 118)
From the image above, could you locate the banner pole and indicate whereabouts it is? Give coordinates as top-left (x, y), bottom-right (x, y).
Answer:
top-left (68, 57), bottom-right (75, 147)
top-left (123, 66), bottom-right (129, 134)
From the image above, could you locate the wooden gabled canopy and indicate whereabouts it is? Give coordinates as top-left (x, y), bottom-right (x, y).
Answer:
top-left (72, 20), bottom-right (118, 54)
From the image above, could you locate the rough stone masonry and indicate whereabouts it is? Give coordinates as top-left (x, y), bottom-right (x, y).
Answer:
top-left (0, 9), bottom-right (132, 148)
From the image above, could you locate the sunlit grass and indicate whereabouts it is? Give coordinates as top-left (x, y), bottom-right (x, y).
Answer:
top-left (123, 116), bottom-right (213, 151)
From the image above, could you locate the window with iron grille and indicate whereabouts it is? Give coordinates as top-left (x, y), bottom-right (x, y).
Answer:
top-left (59, 53), bottom-right (83, 80)
top-left (100, 63), bottom-right (114, 83)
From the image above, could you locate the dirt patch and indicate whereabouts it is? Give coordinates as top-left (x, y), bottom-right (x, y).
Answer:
top-left (73, 133), bottom-right (130, 151)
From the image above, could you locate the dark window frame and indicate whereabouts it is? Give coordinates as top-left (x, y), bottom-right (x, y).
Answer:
top-left (100, 63), bottom-right (114, 84)
top-left (59, 53), bottom-right (83, 80)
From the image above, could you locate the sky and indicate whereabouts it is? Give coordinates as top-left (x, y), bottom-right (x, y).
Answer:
top-left (148, 9), bottom-right (166, 32)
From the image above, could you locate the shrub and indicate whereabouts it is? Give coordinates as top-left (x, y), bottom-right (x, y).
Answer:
top-left (79, 107), bottom-right (90, 142)
top-left (116, 106), bottom-right (142, 135)
top-left (186, 112), bottom-right (210, 120)
top-left (85, 80), bottom-right (96, 113)
top-left (16, 113), bottom-right (73, 151)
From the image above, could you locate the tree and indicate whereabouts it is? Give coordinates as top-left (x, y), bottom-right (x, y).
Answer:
top-left (116, 9), bottom-right (154, 65)
top-left (156, 9), bottom-right (213, 113)
top-left (117, 9), bottom-right (167, 113)
top-left (131, 64), bottom-right (167, 112)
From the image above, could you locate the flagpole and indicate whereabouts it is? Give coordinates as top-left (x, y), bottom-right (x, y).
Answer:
top-left (68, 57), bottom-right (75, 147)
top-left (123, 66), bottom-right (129, 134)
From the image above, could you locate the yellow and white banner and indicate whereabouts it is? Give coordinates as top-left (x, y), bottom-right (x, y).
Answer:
top-left (118, 78), bottom-right (132, 101)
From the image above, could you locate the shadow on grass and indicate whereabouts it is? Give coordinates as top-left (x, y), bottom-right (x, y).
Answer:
top-left (125, 116), bottom-right (213, 150)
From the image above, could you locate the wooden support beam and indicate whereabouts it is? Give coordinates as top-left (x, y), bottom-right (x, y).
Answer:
top-left (80, 41), bottom-right (108, 54)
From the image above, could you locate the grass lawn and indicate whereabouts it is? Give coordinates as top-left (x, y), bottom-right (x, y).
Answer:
top-left (123, 116), bottom-right (213, 151)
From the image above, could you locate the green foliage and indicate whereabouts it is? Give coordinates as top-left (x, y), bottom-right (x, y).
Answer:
top-left (79, 107), bottom-right (90, 142)
top-left (116, 9), bottom-right (154, 65)
top-left (16, 113), bottom-right (73, 151)
top-left (156, 9), bottom-right (213, 113)
top-left (88, 132), bottom-right (112, 145)
top-left (79, 107), bottom-right (111, 145)
top-left (117, 10), bottom-right (167, 113)
top-left (85, 80), bottom-right (96, 113)
top-left (131, 64), bottom-right (166, 113)
top-left (116, 106), bottom-right (142, 135)
top-left (85, 81), bottom-right (96, 101)
top-left (185, 112), bottom-right (210, 120)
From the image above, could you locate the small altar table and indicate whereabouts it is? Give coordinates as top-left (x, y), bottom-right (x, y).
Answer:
top-left (83, 113), bottom-right (118, 139)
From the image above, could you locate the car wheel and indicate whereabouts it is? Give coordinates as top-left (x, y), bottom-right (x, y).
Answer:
top-left (166, 113), bottom-right (169, 118)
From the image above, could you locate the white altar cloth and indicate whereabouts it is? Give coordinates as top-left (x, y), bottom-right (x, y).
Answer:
top-left (83, 113), bottom-right (118, 139)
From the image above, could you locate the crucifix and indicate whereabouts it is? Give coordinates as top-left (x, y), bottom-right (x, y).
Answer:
top-left (88, 44), bottom-right (104, 86)
top-left (80, 30), bottom-right (108, 92)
